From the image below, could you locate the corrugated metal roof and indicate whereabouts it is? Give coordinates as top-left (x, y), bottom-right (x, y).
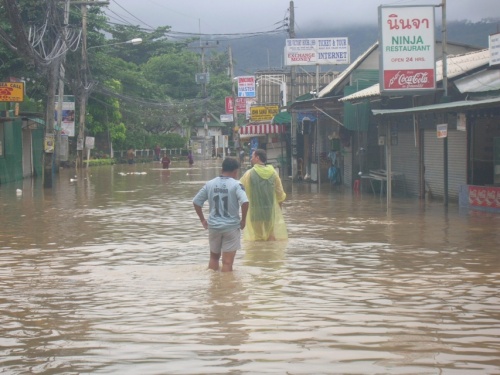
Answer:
top-left (340, 48), bottom-right (490, 102)
top-left (455, 69), bottom-right (500, 93)
top-left (317, 42), bottom-right (378, 98)
top-left (372, 96), bottom-right (500, 116)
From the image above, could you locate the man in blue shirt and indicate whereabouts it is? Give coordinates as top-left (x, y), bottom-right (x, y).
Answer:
top-left (193, 158), bottom-right (249, 272)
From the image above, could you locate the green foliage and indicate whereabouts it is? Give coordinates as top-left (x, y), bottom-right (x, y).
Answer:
top-left (85, 158), bottom-right (116, 166)
top-left (143, 51), bottom-right (200, 99)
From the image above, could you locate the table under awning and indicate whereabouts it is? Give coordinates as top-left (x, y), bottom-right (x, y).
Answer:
top-left (239, 123), bottom-right (286, 138)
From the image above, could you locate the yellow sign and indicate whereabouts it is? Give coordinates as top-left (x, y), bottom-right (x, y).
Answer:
top-left (0, 82), bottom-right (25, 102)
top-left (44, 133), bottom-right (55, 153)
top-left (250, 105), bottom-right (279, 121)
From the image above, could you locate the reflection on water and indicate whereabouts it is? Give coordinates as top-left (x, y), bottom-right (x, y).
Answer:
top-left (0, 160), bottom-right (499, 374)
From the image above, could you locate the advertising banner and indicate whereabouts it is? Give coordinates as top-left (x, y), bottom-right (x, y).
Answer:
top-left (0, 82), bottom-right (24, 102)
top-left (225, 96), bottom-right (247, 114)
top-left (437, 123), bottom-right (448, 138)
top-left (250, 105), bottom-right (279, 121)
top-left (237, 76), bottom-right (256, 97)
top-left (379, 5), bottom-right (435, 94)
top-left (55, 95), bottom-right (76, 137)
top-left (489, 32), bottom-right (500, 67)
top-left (284, 38), bottom-right (349, 66)
top-left (468, 186), bottom-right (500, 209)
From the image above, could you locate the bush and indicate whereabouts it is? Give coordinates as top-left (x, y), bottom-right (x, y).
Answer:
top-left (85, 158), bottom-right (116, 166)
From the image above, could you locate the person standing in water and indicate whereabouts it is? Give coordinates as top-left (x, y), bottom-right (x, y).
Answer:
top-left (193, 158), bottom-right (249, 272)
top-left (240, 148), bottom-right (287, 241)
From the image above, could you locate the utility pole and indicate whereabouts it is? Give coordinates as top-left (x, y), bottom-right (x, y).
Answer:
top-left (229, 46), bottom-right (239, 152)
top-left (193, 36), bottom-right (217, 159)
top-left (441, 0), bottom-right (449, 206)
top-left (75, 0), bottom-right (109, 171)
top-left (289, 0), bottom-right (297, 181)
top-left (56, 0), bottom-right (70, 167)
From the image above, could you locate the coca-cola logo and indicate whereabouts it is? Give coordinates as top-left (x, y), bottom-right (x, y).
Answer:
top-left (389, 71), bottom-right (429, 87)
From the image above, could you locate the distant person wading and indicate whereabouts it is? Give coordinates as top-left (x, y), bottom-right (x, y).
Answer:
top-left (240, 149), bottom-right (287, 241)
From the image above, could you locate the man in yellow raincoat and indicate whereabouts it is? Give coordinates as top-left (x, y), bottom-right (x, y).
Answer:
top-left (240, 149), bottom-right (287, 241)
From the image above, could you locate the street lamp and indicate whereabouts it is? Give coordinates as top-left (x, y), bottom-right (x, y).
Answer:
top-left (87, 38), bottom-right (143, 50)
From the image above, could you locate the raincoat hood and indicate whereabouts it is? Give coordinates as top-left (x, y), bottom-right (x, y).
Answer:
top-left (253, 164), bottom-right (275, 180)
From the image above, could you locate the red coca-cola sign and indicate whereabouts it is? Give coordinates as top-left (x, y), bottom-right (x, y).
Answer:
top-left (383, 69), bottom-right (434, 90)
top-left (225, 97), bottom-right (247, 114)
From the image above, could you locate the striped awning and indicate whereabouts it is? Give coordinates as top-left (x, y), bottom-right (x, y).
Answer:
top-left (239, 123), bottom-right (285, 135)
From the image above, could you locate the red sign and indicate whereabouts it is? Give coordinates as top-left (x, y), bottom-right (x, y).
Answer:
top-left (383, 69), bottom-right (434, 90)
top-left (468, 186), bottom-right (500, 209)
top-left (225, 97), bottom-right (247, 114)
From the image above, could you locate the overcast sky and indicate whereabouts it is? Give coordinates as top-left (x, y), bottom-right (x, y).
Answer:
top-left (106, 0), bottom-right (498, 35)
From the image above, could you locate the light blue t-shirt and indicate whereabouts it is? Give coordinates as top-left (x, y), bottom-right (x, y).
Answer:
top-left (193, 176), bottom-right (249, 231)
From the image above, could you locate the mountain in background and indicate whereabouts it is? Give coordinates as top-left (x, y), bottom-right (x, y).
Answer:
top-left (229, 20), bottom-right (499, 75)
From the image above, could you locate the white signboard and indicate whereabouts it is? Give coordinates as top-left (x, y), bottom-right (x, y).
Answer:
top-left (379, 5), bottom-right (436, 94)
top-left (284, 38), bottom-right (349, 66)
top-left (489, 33), bottom-right (500, 67)
top-left (437, 123), bottom-right (448, 138)
top-left (237, 76), bottom-right (256, 97)
top-left (220, 114), bottom-right (233, 122)
top-left (85, 136), bottom-right (95, 149)
top-left (55, 96), bottom-right (76, 137)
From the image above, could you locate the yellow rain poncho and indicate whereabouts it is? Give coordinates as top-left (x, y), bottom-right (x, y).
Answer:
top-left (240, 164), bottom-right (288, 241)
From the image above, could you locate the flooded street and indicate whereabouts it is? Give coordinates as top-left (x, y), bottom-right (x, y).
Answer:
top-left (1, 160), bottom-right (499, 375)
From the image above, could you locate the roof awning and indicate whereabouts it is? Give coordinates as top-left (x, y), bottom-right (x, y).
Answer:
top-left (455, 69), bottom-right (500, 93)
top-left (272, 111), bottom-right (291, 124)
top-left (372, 96), bottom-right (500, 116)
top-left (239, 123), bottom-right (286, 137)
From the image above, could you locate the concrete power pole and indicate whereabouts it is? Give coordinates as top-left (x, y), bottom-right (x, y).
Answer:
top-left (76, 0), bottom-right (109, 171)
top-left (289, 1), bottom-right (297, 181)
top-left (229, 46), bottom-right (239, 151)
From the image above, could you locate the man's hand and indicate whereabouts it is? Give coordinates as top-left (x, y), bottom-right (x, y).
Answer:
top-left (201, 218), bottom-right (208, 230)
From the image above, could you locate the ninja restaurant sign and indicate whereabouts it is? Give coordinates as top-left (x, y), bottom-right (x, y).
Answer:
top-left (379, 5), bottom-right (436, 94)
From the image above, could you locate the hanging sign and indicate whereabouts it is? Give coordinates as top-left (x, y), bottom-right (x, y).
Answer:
top-left (0, 82), bottom-right (24, 102)
top-left (379, 5), bottom-right (436, 94)
top-left (55, 95), bottom-right (76, 137)
top-left (284, 38), bottom-right (349, 66)
top-left (250, 105), bottom-right (279, 121)
top-left (225, 96), bottom-right (247, 114)
top-left (489, 32), bottom-right (500, 67)
top-left (437, 123), bottom-right (448, 138)
top-left (44, 133), bottom-right (55, 153)
top-left (237, 76), bottom-right (256, 97)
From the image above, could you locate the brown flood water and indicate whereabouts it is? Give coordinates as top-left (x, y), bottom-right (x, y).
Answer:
top-left (1, 160), bottom-right (499, 374)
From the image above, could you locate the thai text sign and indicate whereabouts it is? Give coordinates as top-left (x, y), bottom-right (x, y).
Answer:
top-left (284, 38), bottom-right (349, 66)
top-left (225, 96), bottom-right (247, 114)
top-left (379, 5), bottom-right (435, 94)
top-left (0, 82), bottom-right (24, 102)
top-left (489, 33), bottom-right (500, 67)
top-left (237, 76), bottom-right (256, 97)
top-left (250, 105), bottom-right (279, 121)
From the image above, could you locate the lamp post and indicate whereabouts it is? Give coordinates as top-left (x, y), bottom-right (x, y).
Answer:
top-left (87, 38), bottom-right (143, 50)
top-left (77, 37), bottom-right (143, 169)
